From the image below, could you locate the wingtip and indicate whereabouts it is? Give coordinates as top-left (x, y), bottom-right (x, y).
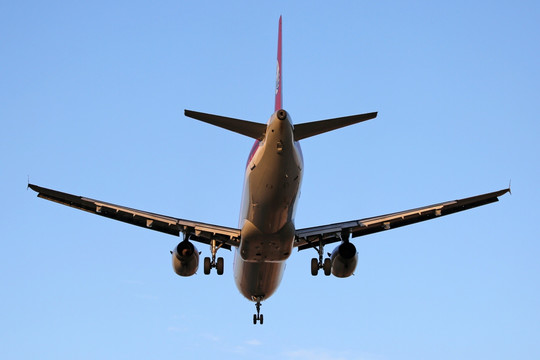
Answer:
top-left (498, 187), bottom-right (511, 197)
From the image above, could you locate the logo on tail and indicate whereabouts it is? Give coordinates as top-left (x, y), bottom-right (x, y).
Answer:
top-left (275, 60), bottom-right (280, 95)
top-left (274, 16), bottom-right (283, 111)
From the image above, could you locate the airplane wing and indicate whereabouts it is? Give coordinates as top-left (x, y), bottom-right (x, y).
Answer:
top-left (28, 184), bottom-right (241, 249)
top-left (294, 188), bottom-right (510, 251)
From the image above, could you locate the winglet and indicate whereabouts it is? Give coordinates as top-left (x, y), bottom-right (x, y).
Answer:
top-left (275, 15), bottom-right (283, 112)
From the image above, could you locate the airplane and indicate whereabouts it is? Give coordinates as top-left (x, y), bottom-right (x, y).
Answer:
top-left (29, 16), bottom-right (509, 325)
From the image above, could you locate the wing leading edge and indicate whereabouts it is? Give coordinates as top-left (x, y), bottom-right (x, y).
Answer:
top-left (28, 184), bottom-right (240, 250)
top-left (294, 188), bottom-right (510, 251)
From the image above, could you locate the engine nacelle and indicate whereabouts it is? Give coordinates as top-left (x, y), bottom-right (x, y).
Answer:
top-left (330, 241), bottom-right (358, 278)
top-left (172, 240), bottom-right (199, 277)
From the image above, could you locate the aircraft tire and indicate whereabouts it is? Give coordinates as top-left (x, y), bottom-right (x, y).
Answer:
top-left (216, 257), bottom-right (224, 275)
top-left (323, 258), bottom-right (332, 276)
top-left (311, 258), bottom-right (319, 276)
top-left (204, 257), bottom-right (211, 275)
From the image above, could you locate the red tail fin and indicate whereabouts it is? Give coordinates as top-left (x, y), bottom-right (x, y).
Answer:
top-left (275, 16), bottom-right (282, 112)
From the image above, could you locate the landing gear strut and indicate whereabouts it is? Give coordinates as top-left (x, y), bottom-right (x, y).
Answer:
top-left (311, 237), bottom-right (331, 276)
top-left (204, 239), bottom-right (224, 275)
top-left (252, 297), bottom-right (264, 325)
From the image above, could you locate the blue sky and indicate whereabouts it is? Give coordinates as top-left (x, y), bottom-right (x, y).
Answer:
top-left (2, 1), bottom-right (539, 359)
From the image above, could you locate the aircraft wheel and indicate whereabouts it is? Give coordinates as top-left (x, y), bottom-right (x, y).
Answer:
top-left (323, 258), bottom-right (332, 276)
top-left (311, 258), bottom-right (319, 276)
top-left (204, 257), bottom-right (211, 275)
top-left (253, 314), bottom-right (257, 325)
top-left (259, 314), bottom-right (264, 325)
top-left (216, 257), bottom-right (224, 275)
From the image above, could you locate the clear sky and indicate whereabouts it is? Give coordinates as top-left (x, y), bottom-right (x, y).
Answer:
top-left (2, 1), bottom-right (539, 359)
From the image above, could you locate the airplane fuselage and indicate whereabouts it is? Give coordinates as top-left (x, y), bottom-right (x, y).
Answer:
top-left (234, 109), bottom-right (303, 301)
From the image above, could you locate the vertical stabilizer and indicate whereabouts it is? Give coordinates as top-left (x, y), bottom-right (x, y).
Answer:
top-left (275, 16), bottom-right (283, 112)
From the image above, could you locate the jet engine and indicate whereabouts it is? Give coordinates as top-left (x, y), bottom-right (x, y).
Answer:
top-left (172, 240), bottom-right (199, 277)
top-left (330, 242), bottom-right (358, 278)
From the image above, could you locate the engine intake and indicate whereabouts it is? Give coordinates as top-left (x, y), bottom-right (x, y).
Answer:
top-left (172, 240), bottom-right (199, 277)
top-left (330, 241), bottom-right (358, 278)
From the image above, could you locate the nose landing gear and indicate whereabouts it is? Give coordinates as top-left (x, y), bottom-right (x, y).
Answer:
top-left (252, 297), bottom-right (264, 325)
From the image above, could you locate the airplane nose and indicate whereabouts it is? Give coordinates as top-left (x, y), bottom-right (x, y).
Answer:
top-left (277, 109), bottom-right (287, 121)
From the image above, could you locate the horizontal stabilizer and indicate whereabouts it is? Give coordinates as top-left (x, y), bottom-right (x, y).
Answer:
top-left (294, 112), bottom-right (377, 141)
top-left (184, 110), bottom-right (267, 140)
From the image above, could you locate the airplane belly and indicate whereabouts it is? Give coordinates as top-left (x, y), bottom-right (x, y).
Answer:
top-left (242, 142), bottom-right (303, 234)
top-left (239, 219), bottom-right (294, 261)
top-left (234, 112), bottom-right (304, 304)
top-left (233, 250), bottom-right (286, 301)
top-left (238, 143), bottom-right (302, 262)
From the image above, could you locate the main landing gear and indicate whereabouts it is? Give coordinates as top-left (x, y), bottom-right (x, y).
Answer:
top-left (204, 239), bottom-right (224, 275)
top-left (311, 237), bottom-right (331, 276)
top-left (252, 297), bottom-right (264, 325)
